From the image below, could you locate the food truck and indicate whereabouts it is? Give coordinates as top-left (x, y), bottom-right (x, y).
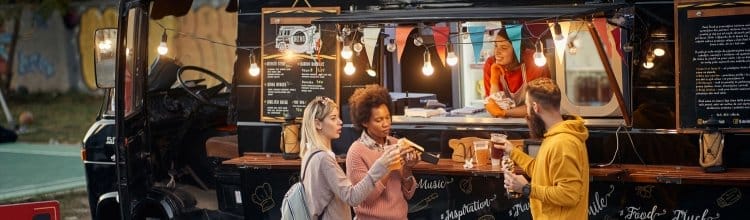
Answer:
top-left (82, 0), bottom-right (750, 219)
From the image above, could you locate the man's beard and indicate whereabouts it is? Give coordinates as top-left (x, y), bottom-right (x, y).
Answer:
top-left (526, 111), bottom-right (546, 139)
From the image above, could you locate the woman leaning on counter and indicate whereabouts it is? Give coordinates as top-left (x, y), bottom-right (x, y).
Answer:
top-left (346, 84), bottom-right (421, 220)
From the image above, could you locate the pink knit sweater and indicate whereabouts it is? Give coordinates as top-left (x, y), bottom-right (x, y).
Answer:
top-left (346, 134), bottom-right (417, 220)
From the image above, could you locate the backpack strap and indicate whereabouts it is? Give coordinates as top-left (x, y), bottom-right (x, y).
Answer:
top-left (301, 150), bottom-right (324, 181)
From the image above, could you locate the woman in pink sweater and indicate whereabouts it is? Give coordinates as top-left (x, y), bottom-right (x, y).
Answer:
top-left (346, 85), bottom-right (421, 219)
top-left (299, 96), bottom-right (409, 219)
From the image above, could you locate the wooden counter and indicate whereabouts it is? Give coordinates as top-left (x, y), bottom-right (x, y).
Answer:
top-left (224, 154), bottom-right (750, 185)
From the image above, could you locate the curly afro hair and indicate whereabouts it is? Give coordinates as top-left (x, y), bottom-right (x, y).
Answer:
top-left (348, 84), bottom-right (392, 132)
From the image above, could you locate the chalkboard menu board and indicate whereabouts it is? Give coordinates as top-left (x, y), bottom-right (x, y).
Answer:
top-left (677, 1), bottom-right (750, 131)
top-left (261, 7), bottom-right (340, 122)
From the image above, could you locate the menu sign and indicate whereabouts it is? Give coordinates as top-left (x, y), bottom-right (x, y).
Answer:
top-left (261, 7), bottom-right (340, 122)
top-left (677, 2), bottom-right (750, 130)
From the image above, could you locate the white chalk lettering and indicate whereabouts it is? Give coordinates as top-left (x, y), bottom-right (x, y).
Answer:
top-left (440, 195), bottom-right (497, 220)
top-left (589, 185), bottom-right (615, 216)
top-left (672, 209), bottom-right (720, 220)
top-left (508, 201), bottom-right (530, 217)
top-left (620, 205), bottom-right (667, 220)
top-left (417, 177), bottom-right (454, 190)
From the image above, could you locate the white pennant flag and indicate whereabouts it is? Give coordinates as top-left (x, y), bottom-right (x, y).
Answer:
top-left (363, 27), bottom-right (382, 67)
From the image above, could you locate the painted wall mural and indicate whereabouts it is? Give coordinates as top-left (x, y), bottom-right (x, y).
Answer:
top-left (11, 9), bottom-right (70, 92)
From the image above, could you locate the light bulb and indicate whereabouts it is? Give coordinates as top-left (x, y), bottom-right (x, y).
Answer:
top-left (353, 42), bottom-right (363, 53)
top-left (341, 44), bottom-right (353, 59)
top-left (249, 63), bottom-right (260, 76)
top-left (446, 51), bottom-right (458, 66)
top-left (157, 42), bottom-right (168, 55)
top-left (366, 69), bottom-right (376, 77)
top-left (344, 61), bottom-right (356, 75)
top-left (413, 36), bottom-right (423, 46)
top-left (643, 61), bottom-right (654, 69)
top-left (386, 40), bottom-right (397, 52)
top-left (533, 52), bottom-right (546, 66)
top-left (422, 50), bottom-right (434, 76)
top-left (572, 37), bottom-right (582, 48)
top-left (553, 22), bottom-right (565, 43)
top-left (653, 48), bottom-right (666, 57)
top-left (568, 46), bottom-right (578, 55)
top-left (342, 27), bottom-right (351, 36)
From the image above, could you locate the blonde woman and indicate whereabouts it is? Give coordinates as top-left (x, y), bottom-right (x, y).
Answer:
top-left (300, 96), bottom-right (409, 219)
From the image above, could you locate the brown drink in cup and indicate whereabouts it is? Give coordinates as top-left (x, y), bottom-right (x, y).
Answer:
top-left (473, 140), bottom-right (490, 165)
top-left (490, 133), bottom-right (507, 166)
top-left (385, 144), bottom-right (402, 171)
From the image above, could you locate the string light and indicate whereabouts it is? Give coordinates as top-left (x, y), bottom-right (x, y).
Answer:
top-left (353, 42), bottom-right (363, 53)
top-left (421, 49), bottom-right (434, 76)
top-left (344, 61), bottom-right (356, 75)
top-left (567, 41), bottom-right (577, 55)
top-left (249, 54), bottom-right (260, 77)
top-left (366, 69), bottom-right (376, 77)
top-left (157, 30), bottom-right (168, 55)
top-left (533, 41), bottom-right (547, 67)
top-left (341, 42), bottom-right (353, 59)
top-left (552, 21), bottom-right (565, 44)
top-left (653, 47), bottom-right (665, 57)
top-left (643, 53), bottom-right (655, 69)
top-left (413, 35), bottom-right (424, 47)
top-left (386, 39), bottom-right (396, 52)
top-left (446, 41), bottom-right (458, 66)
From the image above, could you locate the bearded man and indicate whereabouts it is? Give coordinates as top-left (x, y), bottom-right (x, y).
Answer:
top-left (499, 77), bottom-right (590, 220)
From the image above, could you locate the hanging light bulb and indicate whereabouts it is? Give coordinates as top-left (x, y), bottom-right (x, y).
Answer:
top-left (344, 61), bottom-right (356, 75)
top-left (157, 30), bottom-right (168, 55)
top-left (341, 43), bottom-right (353, 59)
top-left (653, 47), bottom-right (666, 57)
top-left (422, 50), bottom-right (434, 76)
top-left (342, 26), bottom-right (351, 36)
top-left (353, 42), bottom-right (363, 53)
top-left (533, 41), bottom-right (547, 67)
top-left (386, 39), bottom-right (397, 52)
top-left (567, 41), bottom-right (577, 55)
top-left (366, 69), bottom-right (376, 77)
top-left (552, 22), bottom-right (565, 44)
top-left (248, 54), bottom-right (260, 77)
top-left (643, 53), bottom-right (655, 69)
top-left (446, 42), bottom-right (458, 66)
top-left (413, 35), bottom-right (424, 47)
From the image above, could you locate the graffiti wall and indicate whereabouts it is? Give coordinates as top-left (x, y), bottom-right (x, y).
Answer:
top-left (0, 18), bottom-right (14, 80)
top-left (11, 9), bottom-right (71, 92)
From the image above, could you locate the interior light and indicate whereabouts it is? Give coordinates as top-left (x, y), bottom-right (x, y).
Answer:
top-left (341, 43), bottom-right (353, 59)
top-left (353, 42), bottom-right (363, 53)
top-left (366, 69), bottom-right (376, 77)
top-left (553, 22), bottom-right (565, 43)
top-left (344, 61), bottom-right (356, 75)
top-left (643, 61), bottom-right (655, 69)
top-left (157, 30), bottom-right (168, 55)
top-left (413, 36), bottom-right (424, 47)
top-left (567, 41), bottom-right (577, 55)
top-left (422, 50), bottom-right (434, 76)
top-left (533, 41), bottom-right (547, 67)
top-left (653, 47), bottom-right (666, 57)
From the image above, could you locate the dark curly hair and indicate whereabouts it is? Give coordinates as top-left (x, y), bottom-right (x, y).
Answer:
top-left (348, 84), bottom-right (392, 132)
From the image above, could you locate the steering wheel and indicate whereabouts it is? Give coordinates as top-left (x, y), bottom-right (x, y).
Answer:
top-left (176, 66), bottom-right (230, 108)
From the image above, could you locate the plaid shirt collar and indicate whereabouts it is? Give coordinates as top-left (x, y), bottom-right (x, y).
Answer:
top-left (358, 131), bottom-right (390, 152)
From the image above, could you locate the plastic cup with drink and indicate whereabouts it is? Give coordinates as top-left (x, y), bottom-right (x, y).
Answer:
top-left (490, 133), bottom-right (507, 166)
top-left (473, 140), bottom-right (490, 165)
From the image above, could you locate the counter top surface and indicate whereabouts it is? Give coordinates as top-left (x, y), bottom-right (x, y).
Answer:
top-left (224, 154), bottom-right (750, 185)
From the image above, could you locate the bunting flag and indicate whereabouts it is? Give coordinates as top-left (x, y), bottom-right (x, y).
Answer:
top-left (593, 18), bottom-right (612, 58)
top-left (553, 21), bottom-right (572, 64)
top-left (396, 26), bottom-right (414, 63)
top-left (432, 25), bottom-right (450, 65)
top-left (611, 28), bottom-right (623, 59)
top-left (468, 26), bottom-right (485, 63)
top-left (506, 24), bottom-right (522, 62)
top-left (362, 27), bottom-right (381, 67)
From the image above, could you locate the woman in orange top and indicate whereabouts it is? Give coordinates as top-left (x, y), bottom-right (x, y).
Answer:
top-left (483, 29), bottom-right (549, 118)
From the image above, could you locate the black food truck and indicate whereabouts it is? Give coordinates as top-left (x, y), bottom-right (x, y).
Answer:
top-left (82, 0), bottom-right (750, 219)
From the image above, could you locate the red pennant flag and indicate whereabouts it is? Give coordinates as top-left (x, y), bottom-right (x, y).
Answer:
top-left (593, 18), bottom-right (611, 58)
top-left (396, 26), bottom-right (414, 64)
top-left (611, 28), bottom-right (623, 59)
top-left (432, 25), bottom-right (450, 66)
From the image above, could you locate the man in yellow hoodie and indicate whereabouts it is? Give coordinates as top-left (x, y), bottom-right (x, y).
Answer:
top-left (500, 77), bottom-right (590, 220)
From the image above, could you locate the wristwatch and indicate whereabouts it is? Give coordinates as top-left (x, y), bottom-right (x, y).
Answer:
top-left (522, 184), bottom-right (531, 197)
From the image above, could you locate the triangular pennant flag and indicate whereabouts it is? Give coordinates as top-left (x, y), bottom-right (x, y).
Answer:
top-left (468, 26), bottom-right (485, 63)
top-left (396, 26), bottom-right (414, 64)
top-left (505, 24), bottom-right (522, 62)
top-left (554, 21), bottom-right (571, 64)
top-left (432, 25), bottom-right (450, 65)
top-left (593, 18), bottom-right (612, 58)
top-left (362, 27), bottom-right (381, 67)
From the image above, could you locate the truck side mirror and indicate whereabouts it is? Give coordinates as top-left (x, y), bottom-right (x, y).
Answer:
top-left (94, 28), bottom-right (117, 89)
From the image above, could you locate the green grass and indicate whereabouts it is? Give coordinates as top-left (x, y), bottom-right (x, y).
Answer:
top-left (6, 92), bottom-right (103, 144)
